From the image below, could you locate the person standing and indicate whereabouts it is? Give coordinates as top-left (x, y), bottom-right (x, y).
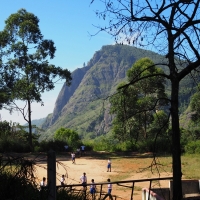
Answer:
top-left (80, 145), bottom-right (85, 156)
top-left (60, 175), bottom-right (65, 186)
top-left (107, 158), bottom-right (111, 172)
top-left (64, 145), bottom-right (68, 152)
top-left (71, 152), bottom-right (76, 164)
top-left (76, 148), bottom-right (80, 157)
top-left (107, 178), bottom-right (112, 194)
top-left (40, 177), bottom-right (47, 198)
top-left (40, 177), bottom-right (47, 188)
top-left (90, 179), bottom-right (96, 199)
top-left (80, 172), bottom-right (87, 190)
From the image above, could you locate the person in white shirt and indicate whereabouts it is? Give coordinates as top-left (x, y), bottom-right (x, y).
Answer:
top-left (60, 175), bottom-right (65, 186)
top-left (40, 177), bottom-right (47, 189)
top-left (107, 178), bottom-right (112, 194)
top-left (80, 172), bottom-right (87, 190)
top-left (103, 178), bottom-right (112, 200)
top-left (71, 152), bottom-right (76, 164)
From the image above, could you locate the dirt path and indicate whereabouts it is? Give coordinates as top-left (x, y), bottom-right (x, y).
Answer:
top-left (35, 153), bottom-right (172, 200)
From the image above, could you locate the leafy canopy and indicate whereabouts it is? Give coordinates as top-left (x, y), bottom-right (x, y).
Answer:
top-left (54, 128), bottom-right (81, 149)
top-left (0, 9), bottom-right (71, 104)
top-left (110, 58), bottom-right (168, 143)
top-left (0, 9), bottom-right (72, 151)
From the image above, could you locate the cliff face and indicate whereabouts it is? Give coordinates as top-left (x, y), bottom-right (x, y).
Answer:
top-left (49, 66), bottom-right (90, 126)
top-left (39, 44), bottom-right (168, 141)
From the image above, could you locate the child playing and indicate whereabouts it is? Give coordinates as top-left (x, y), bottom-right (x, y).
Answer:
top-left (90, 179), bottom-right (96, 199)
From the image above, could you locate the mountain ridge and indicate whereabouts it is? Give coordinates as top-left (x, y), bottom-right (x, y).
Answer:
top-left (39, 44), bottom-right (193, 141)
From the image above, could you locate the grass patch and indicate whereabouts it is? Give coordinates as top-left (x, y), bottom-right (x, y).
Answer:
top-left (181, 154), bottom-right (200, 179)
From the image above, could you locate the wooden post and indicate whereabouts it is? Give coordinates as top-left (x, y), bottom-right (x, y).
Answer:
top-left (131, 181), bottom-right (134, 200)
top-left (47, 150), bottom-right (56, 200)
top-left (100, 184), bottom-right (103, 199)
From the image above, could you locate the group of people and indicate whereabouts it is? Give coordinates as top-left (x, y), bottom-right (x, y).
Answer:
top-left (70, 145), bottom-right (88, 164)
top-left (40, 157), bottom-right (113, 198)
top-left (40, 175), bottom-right (66, 187)
top-left (59, 157), bottom-right (112, 197)
top-left (64, 145), bottom-right (86, 156)
top-left (78, 158), bottom-right (112, 198)
top-left (79, 172), bottom-right (112, 199)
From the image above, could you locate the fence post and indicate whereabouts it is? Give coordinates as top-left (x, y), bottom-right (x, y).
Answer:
top-left (47, 150), bottom-right (56, 200)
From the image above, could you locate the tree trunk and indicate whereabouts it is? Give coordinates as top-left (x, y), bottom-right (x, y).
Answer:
top-left (28, 99), bottom-right (33, 152)
top-left (171, 78), bottom-right (182, 200)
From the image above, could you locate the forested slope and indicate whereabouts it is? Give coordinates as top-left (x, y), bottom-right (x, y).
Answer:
top-left (39, 44), bottom-right (197, 141)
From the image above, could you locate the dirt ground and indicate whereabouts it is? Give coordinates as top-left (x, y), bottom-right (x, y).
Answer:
top-left (35, 152), bottom-right (172, 200)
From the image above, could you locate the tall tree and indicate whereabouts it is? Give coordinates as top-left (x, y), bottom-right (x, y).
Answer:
top-left (190, 85), bottom-right (200, 122)
top-left (110, 58), bottom-right (168, 144)
top-left (0, 57), bottom-right (15, 109)
top-left (0, 9), bottom-right (72, 151)
top-left (91, 1), bottom-right (200, 199)
top-left (54, 128), bottom-right (81, 149)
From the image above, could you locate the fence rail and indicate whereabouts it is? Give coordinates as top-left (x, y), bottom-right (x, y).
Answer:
top-left (56, 177), bottom-right (173, 200)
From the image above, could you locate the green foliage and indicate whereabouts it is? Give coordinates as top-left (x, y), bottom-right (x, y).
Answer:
top-left (35, 140), bottom-right (67, 152)
top-left (0, 120), bottom-right (11, 138)
top-left (180, 85), bottom-right (200, 147)
top-left (184, 140), bottom-right (200, 154)
top-left (0, 9), bottom-right (71, 150)
top-left (148, 111), bottom-right (169, 138)
top-left (0, 88), bottom-right (11, 109)
top-left (0, 154), bottom-right (84, 200)
top-left (85, 135), bottom-right (138, 152)
top-left (0, 121), bottom-right (31, 152)
top-left (136, 136), bottom-right (172, 153)
top-left (189, 86), bottom-right (200, 122)
top-left (92, 136), bottom-right (120, 151)
top-left (0, 139), bottom-right (30, 153)
top-left (110, 57), bottom-right (169, 145)
top-left (0, 172), bottom-right (40, 200)
top-left (39, 45), bottom-right (199, 144)
top-left (39, 45), bottom-right (172, 141)
top-left (84, 133), bottom-right (172, 153)
top-left (179, 75), bottom-right (200, 114)
top-left (54, 128), bottom-right (82, 150)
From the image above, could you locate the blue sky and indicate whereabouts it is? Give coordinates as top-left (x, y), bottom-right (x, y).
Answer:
top-left (0, 0), bottom-right (113, 124)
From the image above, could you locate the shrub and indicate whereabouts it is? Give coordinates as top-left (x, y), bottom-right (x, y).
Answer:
top-left (0, 138), bottom-right (30, 153)
top-left (185, 140), bottom-right (200, 154)
top-left (38, 140), bottom-right (68, 152)
top-left (136, 137), bottom-right (171, 153)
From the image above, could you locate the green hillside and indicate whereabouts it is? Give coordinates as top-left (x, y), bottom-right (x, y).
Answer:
top-left (39, 44), bottom-right (198, 141)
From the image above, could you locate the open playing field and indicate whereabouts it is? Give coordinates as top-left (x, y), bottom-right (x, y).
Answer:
top-left (35, 151), bottom-right (174, 200)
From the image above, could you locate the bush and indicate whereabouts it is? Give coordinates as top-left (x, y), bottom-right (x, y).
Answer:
top-left (185, 140), bottom-right (200, 154)
top-left (0, 172), bottom-right (40, 200)
top-left (0, 153), bottom-right (86, 200)
top-left (136, 137), bottom-right (171, 153)
top-left (38, 140), bottom-right (68, 152)
top-left (85, 136), bottom-right (138, 152)
top-left (0, 138), bottom-right (30, 153)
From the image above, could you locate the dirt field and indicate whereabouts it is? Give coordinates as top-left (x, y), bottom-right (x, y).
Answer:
top-left (35, 152), bottom-right (172, 200)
